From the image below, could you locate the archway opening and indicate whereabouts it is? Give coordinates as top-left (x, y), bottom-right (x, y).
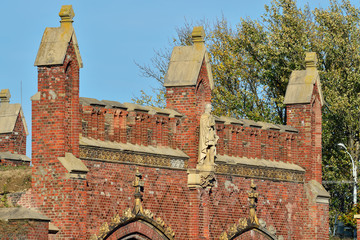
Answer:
top-left (119, 232), bottom-right (152, 240)
top-left (233, 228), bottom-right (275, 240)
top-left (103, 219), bottom-right (171, 240)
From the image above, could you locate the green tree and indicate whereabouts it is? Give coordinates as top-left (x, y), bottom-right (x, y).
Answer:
top-left (314, 0), bottom-right (360, 228)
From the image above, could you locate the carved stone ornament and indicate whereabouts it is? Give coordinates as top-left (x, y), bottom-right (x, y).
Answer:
top-left (80, 146), bottom-right (188, 169)
top-left (215, 163), bottom-right (304, 183)
top-left (200, 172), bottom-right (216, 188)
top-left (218, 217), bottom-right (279, 240)
top-left (248, 180), bottom-right (259, 225)
top-left (93, 170), bottom-right (175, 240)
top-left (218, 181), bottom-right (279, 240)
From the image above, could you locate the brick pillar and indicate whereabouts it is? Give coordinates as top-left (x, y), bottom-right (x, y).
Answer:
top-left (31, 5), bottom-right (88, 239)
top-left (284, 53), bottom-right (328, 240)
top-left (284, 53), bottom-right (323, 183)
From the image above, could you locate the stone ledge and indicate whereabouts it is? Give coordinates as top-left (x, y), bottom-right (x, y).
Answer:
top-left (0, 208), bottom-right (50, 222)
top-left (80, 137), bottom-right (188, 159)
top-left (0, 151), bottom-right (31, 162)
top-left (58, 152), bottom-right (89, 179)
top-left (216, 155), bottom-right (305, 172)
top-left (305, 180), bottom-right (330, 204)
top-left (80, 146), bottom-right (188, 170)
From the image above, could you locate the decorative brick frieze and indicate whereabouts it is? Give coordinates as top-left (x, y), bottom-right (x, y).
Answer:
top-left (215, 163), bottom-right (304, 183)
top-left (79, 146), bottom-right (188, 170)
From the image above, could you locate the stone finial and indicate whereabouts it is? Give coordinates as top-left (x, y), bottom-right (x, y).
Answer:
top-left (192, 26), bottom-right (205, 44)
top-left (0, 89), bottom-right (11, 103)
top-left (305, 52), bottom-right (318, 69)
top-left (59, 5), bottom-right (75, 23)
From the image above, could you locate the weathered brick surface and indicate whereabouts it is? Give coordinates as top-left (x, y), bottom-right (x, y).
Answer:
top-left (74, 160), bottom-right (328, 240)
top-left (286, 84), bottom-right (322, 183)
top-left (83, 162), bottom-right (190, 239)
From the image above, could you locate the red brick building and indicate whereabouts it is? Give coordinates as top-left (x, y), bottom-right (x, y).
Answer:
top-left (0, 88), bottom-right (30, 166)
top-left (2, 5), bottom-right (330, 240)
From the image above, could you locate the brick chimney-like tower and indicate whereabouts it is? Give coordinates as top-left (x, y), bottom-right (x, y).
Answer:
top-left (284, 52), bottom-right (324, 183)
top-left (32, 5), bottom-right (88, 239)
top-left (164, 26), bottom-right (214, 168)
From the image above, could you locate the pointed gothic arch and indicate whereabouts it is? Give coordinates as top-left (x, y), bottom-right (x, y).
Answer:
top-left (219, 217), bottom-right (279, 240)
top-left (91, 209), bottom-right (175, 240)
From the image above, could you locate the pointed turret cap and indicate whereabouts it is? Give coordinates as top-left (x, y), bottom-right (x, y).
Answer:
top-left (34, 5), bottom-right (83, 68)
top-left (164, 26), bottom-right (213, 89)
top-left (284, 52), bottom-right (323, 106)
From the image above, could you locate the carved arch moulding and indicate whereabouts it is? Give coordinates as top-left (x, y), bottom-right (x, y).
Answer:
top-left (219, 217), bottom-right (281, 240)
top-left (90, 210), bottom-right (175, 240)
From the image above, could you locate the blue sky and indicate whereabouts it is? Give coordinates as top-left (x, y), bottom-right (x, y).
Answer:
top-left (1, 1), bottom-right (357, 156)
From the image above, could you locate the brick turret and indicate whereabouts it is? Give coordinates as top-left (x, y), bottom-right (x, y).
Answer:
top-left (284, 52), bottom-right (328, 239)
top-left (164, 26), bottom-right (214, 167)
top-left (284, 52), bottom-right (323, 183)
top-left (31, 5), bottom-right (88, 239)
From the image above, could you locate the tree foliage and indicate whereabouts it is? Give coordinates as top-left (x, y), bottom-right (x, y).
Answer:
top-left (135, 0), bottom-right (360, 231)
top-left (315, 0), bottom-right (360, 228)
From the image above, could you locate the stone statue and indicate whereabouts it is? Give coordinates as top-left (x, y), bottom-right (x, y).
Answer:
top-left (249, 180), bottom-right (259, 225)
top-left (198, 104), bottom-right (219, 166)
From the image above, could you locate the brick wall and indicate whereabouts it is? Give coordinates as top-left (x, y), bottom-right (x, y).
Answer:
top-left (286, 84), bottom-right (322, 183)
top-left (77, 159), bottom-right (327, 240)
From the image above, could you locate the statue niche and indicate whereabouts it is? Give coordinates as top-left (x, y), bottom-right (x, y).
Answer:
top-left (198, 103), bottom-right (219, 168)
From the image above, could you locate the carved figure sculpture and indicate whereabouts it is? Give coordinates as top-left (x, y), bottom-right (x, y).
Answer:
top-left (249, 180), bottom-right (259, 225)
top-left (198, 104), bottom-right (219, 165)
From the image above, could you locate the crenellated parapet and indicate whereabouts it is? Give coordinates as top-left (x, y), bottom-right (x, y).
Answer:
top-left (79, 96), bottom-right (301, 166)
top-left (80, 97), bottom-right (183, 149)
top-left (214, 116), bottom-right (298, 164)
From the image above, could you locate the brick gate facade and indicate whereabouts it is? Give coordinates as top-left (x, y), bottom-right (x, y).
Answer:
top-left (8, 5), bottom-right (330, 239)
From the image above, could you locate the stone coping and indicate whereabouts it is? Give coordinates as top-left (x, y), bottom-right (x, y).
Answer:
top-left (306, 180), bottom-right (330, 204)
top-left (216, 155), bottom-right (305, 172)
top-left (215, 116), bottom-right (298, 133)
top-left (80, 97), bottom-right (183, 118)
top-left (0, 207), bottom-right (50, 221)
top-left (80, 137), bottom-right (189, 159)
top-left (79, 97), bottom-right (298, 133)
top-left (0, 151), bottom-right (31, 162)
